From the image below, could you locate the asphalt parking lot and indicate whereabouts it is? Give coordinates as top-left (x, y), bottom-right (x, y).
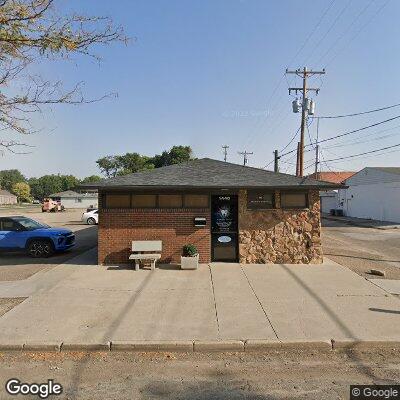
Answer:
top-left (0, 208), bottom-right (98, 281)
top-left (321, 218), bottom-right (400, 280)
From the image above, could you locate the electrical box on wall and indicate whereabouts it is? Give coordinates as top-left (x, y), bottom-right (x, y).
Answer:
top-left (194, 217), bottom-right (206, 227)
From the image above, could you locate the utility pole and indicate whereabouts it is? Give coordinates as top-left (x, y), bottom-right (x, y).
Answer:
top-left (286, 67), bottom-right (325, 177)
top-left (314, 144), bottom-right (319, 179)
top-left (222, 145), bottom-right (229, 162)
top-left (273, 150), bottom-right (280, 172)
top-left (238, 151), bottom-right (253, 166)
top-left (315, 118), bottom-right (320, 179)
top-left (296, 142), bottom-right (300, 177)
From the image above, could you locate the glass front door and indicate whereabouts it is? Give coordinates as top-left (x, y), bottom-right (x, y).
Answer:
top-left (211, 195), bottom-right (238, 262)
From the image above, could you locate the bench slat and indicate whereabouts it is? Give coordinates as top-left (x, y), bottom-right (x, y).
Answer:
top-left (132, 240), bottom-right (162, 252)
top-left (129, 254), bottom-right (161, 260)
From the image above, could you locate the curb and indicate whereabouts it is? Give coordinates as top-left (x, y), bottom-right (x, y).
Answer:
top-left (331, 339), bottom-right (400, 351)
top-left (1, 339), bottom-right (400, 353)
top-left (111, 340), bottom-right (194, 352)
top-left (193, 340), bottom-right (244, 352)
top-left (0, 343), bottom-right (24, 351)
top-left (245, 340), bottom-right (332, 351)
top-left (61, 342), bottom-right (111, 352)
top-left (23, 342), bottom-right (62, 352)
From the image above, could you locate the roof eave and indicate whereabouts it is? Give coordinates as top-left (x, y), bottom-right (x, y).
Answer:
top-left (81, 184), bottom-right (345, 191)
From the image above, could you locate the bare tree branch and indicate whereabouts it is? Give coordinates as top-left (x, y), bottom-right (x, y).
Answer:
top-left (0, 0), bottom-right (127, 147)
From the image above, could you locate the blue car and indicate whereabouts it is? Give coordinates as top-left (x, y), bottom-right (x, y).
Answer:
top-left (0, 216), bottom-right (75, 258)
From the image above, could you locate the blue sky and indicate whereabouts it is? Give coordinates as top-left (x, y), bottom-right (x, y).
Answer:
top-left (2, 0), bottom-right (399, 177)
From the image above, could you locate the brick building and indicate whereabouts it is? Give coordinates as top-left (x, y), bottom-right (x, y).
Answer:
top-left (83, 158), bottom-right (341, 265)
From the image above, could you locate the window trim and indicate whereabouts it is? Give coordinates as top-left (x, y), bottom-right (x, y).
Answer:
top-left (280, 190), bottom-right (309, 209)
top-left (246, 190), bottom-right (275, 210)
top-left (101, 192), bottom-right (210, 210)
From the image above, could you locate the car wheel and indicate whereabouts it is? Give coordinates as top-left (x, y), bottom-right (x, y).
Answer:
top-left (27, 240), bottom-right (55, 258)
top-left (87, 217), bottom-right (96, 225)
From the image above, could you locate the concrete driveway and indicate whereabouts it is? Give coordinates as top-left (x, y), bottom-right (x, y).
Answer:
top-left (0, 249), bottom-right (399, 346)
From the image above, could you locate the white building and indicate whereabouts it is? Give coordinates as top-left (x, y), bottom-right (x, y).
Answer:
top-left (320, 191), bottom-right (338, 214)
top-left (308, 171), bottom-right (355, 214)
top-left (338, 167), bottom-right (400, 223)
top-left (0, 189), bottom-right (17, 205)
top-left (50, 190), bottom-right (98, 209)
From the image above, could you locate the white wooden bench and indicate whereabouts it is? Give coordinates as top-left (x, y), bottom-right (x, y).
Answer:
top-left (129, 240), bottom-right (162, 271)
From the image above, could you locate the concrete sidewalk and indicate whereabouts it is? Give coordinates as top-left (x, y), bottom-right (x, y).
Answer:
top-left (0, 249), bottom-right (399, 348)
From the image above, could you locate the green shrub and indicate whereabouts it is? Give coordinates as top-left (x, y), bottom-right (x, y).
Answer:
top-left (182, 244), bottom-right (198, 257)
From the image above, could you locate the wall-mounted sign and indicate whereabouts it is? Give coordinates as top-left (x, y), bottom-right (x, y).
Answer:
top-left (211, 195), bottom-right (238, 233)
top-left (217, 235), bottom-right (232, 243)
top-left (194, 217), bottom-right (206, 227)
top-left (247, 191), bottom-right (274, 209)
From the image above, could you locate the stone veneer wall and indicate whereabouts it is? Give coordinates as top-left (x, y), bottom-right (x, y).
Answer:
top-left (239, 189), bottom-right (323, 264)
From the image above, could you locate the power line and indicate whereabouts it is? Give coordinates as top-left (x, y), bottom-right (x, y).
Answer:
top-left (315, 0), bottom-right (375, 66)
top-left (279, 114), bottom-right (400, 158)
top-left (322, 142), bottom-right (400, 162)
top-left (312, 102), bottom-right (400, 119)
top-left (315, 114), bottom-right (400, 146)
top-left (324, 0), bottom-right (390, 68)
top-left (244, 0), bottom-right (339, 150)
top-left (280, 126), bottom-right (300, 153)
top-left (302, 0), bottom-right (353, 66)
top-left (287, 0), bottom-right (337, 68)
top-left (324, 129), bottom-right (400, 150)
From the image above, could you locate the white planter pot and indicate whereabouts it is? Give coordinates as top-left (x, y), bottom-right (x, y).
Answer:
top-left (181, 254), bottom-right (199, 270)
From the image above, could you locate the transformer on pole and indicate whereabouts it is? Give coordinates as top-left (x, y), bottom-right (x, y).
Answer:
top-left (286, 67), bottom-right (325, 177)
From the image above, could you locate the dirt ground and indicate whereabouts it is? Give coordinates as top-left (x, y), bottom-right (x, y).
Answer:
top-left (321, 218), bottom-right (400, 280)
top-left (0, 348), bottom-right (399, 399)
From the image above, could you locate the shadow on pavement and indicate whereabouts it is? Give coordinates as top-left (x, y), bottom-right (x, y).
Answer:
top-left (107, 263), bottom-right (181, 271)
top-left (369, 308), bottom-right (400, 315)
top-left (67, 271), bottom-right (155, 399)
top-left (280, 265), bottom-right (396, 384)
top-left (141, 374), bottom-right (277, 400)
top-left (325, 253), bottom-right (399, 264)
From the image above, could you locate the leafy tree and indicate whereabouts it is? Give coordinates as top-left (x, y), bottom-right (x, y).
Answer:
top-left (116, 153), bottom-right (154, 176)
top-left (60, 175), bottom-right (80, 191)
top-left (0, 0), bottom-right (126, 152)
top-left (27, 177), bottom-right (40, 200)
top-left (81, 175), bottom-right (102, 184)
top-left (152, 146), bottom-right (192, 168)
top-left (28, 174), bottom-right (79, 199)
top-left (0, 169), bottom-right (26, 191)
top-left (28, 175), bottom-right (62, 200)
top-left (96, 146), bottom-right (193, 177)
top-left (96, 156), bottom-right (120, 178)
top-left (12, 181), bottom-right (31, 202)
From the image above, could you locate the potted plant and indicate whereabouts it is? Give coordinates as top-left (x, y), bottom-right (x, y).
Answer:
top-left (181, 244), bottom-right (199, 270)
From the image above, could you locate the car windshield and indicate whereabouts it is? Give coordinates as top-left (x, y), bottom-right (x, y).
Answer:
top-left (13, 217), bottom-right (49, 230)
